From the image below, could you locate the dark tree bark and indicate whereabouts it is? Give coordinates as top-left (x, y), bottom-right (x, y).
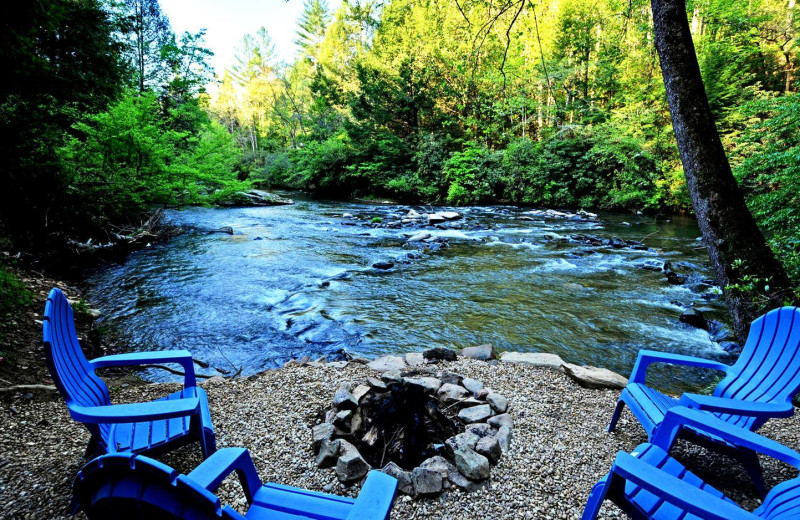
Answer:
top-left (651, 0), bottom-right (794, 342)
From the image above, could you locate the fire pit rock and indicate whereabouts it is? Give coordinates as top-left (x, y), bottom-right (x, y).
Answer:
top-left (312, 370), bottom-right (513, 496)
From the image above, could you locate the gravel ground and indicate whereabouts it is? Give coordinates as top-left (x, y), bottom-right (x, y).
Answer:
top-left (2, 359), bottom-right (800, 519)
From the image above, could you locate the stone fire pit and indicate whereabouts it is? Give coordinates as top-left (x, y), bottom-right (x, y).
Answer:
top-left (311, 368), bottom-right (513, 496)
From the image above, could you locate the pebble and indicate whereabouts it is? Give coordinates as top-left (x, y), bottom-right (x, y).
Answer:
top-left (3, 359), bottom-right (794, 519)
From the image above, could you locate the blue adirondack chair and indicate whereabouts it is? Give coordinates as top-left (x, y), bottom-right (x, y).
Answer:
top-left (43, 288), bottom-right (216, 458)
top-left (73, 447), bottom-right (398, 519)
top-left (584, 407), bottom-right (800, 520)
top-left (608, 306), bottom-right (800, 491)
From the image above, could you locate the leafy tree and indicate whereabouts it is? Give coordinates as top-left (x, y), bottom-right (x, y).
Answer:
top-left (120, 0), bottom-right (172, 92)
top-left (0, 0), bottom-right (125, 244)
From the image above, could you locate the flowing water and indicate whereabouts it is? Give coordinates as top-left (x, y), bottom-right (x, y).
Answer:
top-left (86, 194), bottom-right (733, 391)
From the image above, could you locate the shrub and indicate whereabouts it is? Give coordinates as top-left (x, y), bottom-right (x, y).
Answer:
top-left (443, 143), bottom-right (504, 205)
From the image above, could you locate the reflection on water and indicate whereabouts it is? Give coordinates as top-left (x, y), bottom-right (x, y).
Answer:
top-left (86, 194), bottom-right (730, 392)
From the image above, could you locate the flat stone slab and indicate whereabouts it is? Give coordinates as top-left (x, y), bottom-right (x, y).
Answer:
top-left (458, 404), bottom-right (493, 423)
top-left (460, 344), bottom-right (495, 361)
top-left (368, 355), bottom-right (408, 373)
top-left (403, 376), bottom-right (442, 393)
top-left (562, 363), bottom-right (628, 390)
top-left (499, 351), bottom-right (564, 369)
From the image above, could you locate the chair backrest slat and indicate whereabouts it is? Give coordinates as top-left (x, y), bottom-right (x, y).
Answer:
top-left (43, 289), bottom-right (112, 440)
top-left (714, 307), bottom-right (800, 408)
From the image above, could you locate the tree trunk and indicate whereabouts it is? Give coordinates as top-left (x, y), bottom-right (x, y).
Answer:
top-left (651, 0), bottom-right (794, 342)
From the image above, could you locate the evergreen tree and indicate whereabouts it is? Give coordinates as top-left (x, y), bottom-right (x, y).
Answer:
top-left (295, 0), bottom-right (331, 59)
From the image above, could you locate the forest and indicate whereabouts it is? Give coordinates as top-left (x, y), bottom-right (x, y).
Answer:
top-left (0, 0), bottom-right (798, 289)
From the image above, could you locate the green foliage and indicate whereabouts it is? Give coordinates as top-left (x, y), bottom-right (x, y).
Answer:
top-left (733, 94), bottom-right (800, 288)
top-left (58, 91), bottom-right (248, 229)
top-left (0, 268), bottom-right (32, 318)
top-left (443, 144), bottom-right (504, 205)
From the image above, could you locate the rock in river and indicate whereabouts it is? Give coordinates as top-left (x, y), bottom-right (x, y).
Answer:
top-left (679, 308), bottom-right (709, 330)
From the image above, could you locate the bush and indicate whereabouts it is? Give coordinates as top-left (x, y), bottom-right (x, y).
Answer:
top-left (732, 94), bottom-right (800, 290)
top-left (443, 143), bottom-right (504, 205)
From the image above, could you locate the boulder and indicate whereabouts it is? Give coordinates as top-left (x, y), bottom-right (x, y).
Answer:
top-left (312, 423), bottom-right (335, 449)
top-left (475, 436), bottom-right (502, 464)
top-left (403, 376), bottom-right (442, 393)
top-left (222, 189), bottom-right (294, 207)
top-left (212, 226), bottom-right (235, 235)
top-left (420, 456), bottom-right (456, 478)
top-left (316, 439), bottom-right (340, 468)
top-left (721, 341), bottom-right (743, 355)
top-left (453, 446), bottom-right (490, 480)
top-left (380, 462), bottom-right (413, 495)
top-left (411, 467), bottom-right (444, 495)
top-left (438, 371), bottom-right (463, 385)
top-left (639, 259), bottom-right (665, 272)
top-left (666, 271), bottom-right (688, 285)
top-left (458, 404), bottom-right (493, 423)
top-left (406, 209), bottom-right (423, 219)
top-left (446, 431), bottom-right (480, 451)
top-left (709, 322), bottom-right (735, 343)
top-left (499, 351), bottom-right (565, 369)
top-left (461, 378), bottom-right (484, 394)
top-left (488, 413), bottom-right (514, 430)
top-left (335, 440), bottom-right (370, 483)
top-left (423, 347), bottom-right (458, 362)
top-left (427, 213), bottom-right (446, 224)
top-left (486, 393), bottom-right (508, 413)
top-left (368, 355), bottom-right (408, 373)
top-left (333, 410), bottom-right (352, 431)
top-left (466, 423), bottom-right (493, 438)
top-left (496, 426), bottom-right (513, 452)
top-left (562, 364), bottom-right (628, 390)
top-left (366, 377), bottom-right (388, 390)
top-left (352, 384), bottom-right (371, 402)
top-left (334, 383), bottom-right (358, 410)
top-left (404, 352), bottom-right (426, 367)
top-left (438, 383), bottom-right (470, 402)
top-left (679, 308), bottom-right (709, 330)
top-left (372, 261), bottom-right (394, 270)
top-left (380, 370), bottom-right (403, 383)
top-left (460, 344), bottom-right (495, 361)
top-left (439, 211), bottom-right (461, 220)
top-left (407, 231), bottom-right (432, 242)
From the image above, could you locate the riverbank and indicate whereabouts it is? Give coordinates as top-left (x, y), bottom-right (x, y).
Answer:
top-left (3, 358), bottom-right (799, 519)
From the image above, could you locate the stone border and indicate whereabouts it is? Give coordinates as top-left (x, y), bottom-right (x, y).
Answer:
top-left (312, 368), bottom-right (514, 496)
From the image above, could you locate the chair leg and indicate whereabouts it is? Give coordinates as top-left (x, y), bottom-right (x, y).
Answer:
top-left (201, 427), bottom-right (217, 458)
top-left (582, 478), bottom-right (611, 520)
top-left (740, 449), bottom-right (766, 499)
top-left (608, 400), bottom-right (626, 432)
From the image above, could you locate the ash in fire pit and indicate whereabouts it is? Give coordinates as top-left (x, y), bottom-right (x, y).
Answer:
top-left (312, 369), bottom-right (513, 496)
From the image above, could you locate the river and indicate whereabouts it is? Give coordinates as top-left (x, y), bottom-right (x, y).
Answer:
top-left (85, 194), bottom-right (732, 392)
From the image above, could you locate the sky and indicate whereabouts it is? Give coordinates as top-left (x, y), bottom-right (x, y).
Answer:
top-left (160, 0), bottom-right (342, 77)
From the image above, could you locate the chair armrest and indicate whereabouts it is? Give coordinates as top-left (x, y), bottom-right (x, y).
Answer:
top-left (629, 350), bottom-right (730, 384)
top-left (187, 448), bottom-right (262, 503)
top-left (347, 471), bottom-right (398, 520)
top-left (610, 452), bottom-right (756, 520)
top-left (69, 397), bottom-right (201, 424)
top-left (678, 394), bottom-right (794, 418)
top-left (90, 350), bottom-right (196, 388)
top-left (652, 407), bottom-right (800, 469)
